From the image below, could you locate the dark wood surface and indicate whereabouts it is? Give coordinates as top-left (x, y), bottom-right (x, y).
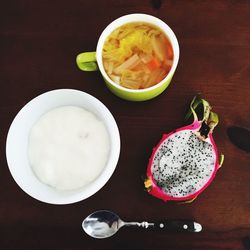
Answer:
top-left (1, 1), bottom-right (250, 249)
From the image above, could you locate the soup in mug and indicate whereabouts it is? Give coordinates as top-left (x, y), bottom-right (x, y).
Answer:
top-left (102, 22), bottom-right (173, 90)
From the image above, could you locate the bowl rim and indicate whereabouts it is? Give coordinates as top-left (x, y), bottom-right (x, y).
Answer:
top-left (5, 89), bottom-right (120, 204)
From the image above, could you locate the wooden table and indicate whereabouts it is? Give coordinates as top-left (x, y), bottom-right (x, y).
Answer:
top-left (1, 1), bottom-right (250, 249)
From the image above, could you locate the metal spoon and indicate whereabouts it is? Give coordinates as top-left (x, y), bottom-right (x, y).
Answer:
top-left (82, 210), bottom-right (202, 239)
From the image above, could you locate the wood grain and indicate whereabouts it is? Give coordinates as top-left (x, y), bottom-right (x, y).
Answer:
top-left (0, 0), bottom-right (250, 249)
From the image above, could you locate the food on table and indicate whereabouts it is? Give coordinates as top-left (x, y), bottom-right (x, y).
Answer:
top-left (102, 22), bottom-right (173, 90)
top-left (144, 96), bottom-right (224, 202)
top-left (28, 106), bottom-right (110, 190)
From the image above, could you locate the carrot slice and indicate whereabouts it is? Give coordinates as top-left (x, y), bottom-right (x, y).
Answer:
top-left (164, 38), bottom-right (173, 60)
top-left (163, 59), bottom-right (172, 73)
top-left (147, 57), bottom-right (161, 71)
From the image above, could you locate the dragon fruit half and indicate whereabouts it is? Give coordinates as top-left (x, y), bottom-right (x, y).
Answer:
top-left (144, 96), bottom-right (224, 202)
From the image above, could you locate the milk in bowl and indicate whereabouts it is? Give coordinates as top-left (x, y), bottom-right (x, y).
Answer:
top-left (28, 106), bottom-right (110, 190)
top-left (6, 89), bottom-right (120, 204)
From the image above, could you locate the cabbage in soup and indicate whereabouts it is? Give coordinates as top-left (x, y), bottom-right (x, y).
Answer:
top-left (102, 22), bottom-right (173, 90)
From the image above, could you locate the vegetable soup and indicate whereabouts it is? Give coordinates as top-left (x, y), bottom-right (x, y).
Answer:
top-left (102, 22), bottom-right (173, 90)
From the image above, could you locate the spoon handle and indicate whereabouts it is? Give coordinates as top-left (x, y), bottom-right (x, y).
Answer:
top-left (124, 220), bottom-right (202, 232)
top-left (154, 220), bottom-right (202, 232)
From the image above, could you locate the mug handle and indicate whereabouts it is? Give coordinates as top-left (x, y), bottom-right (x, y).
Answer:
top-left (76, 52), bottom-right (98, 71)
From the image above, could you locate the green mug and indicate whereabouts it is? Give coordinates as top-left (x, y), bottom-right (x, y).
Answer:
top-left (76, 14), bottom-right (179, 101)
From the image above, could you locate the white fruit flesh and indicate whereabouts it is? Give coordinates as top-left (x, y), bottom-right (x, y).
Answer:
top-left (151, 130), bottom-right (216, 197)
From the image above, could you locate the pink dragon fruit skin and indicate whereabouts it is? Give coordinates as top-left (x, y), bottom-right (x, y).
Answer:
top-left (145, 97), bottom-right (224, 202)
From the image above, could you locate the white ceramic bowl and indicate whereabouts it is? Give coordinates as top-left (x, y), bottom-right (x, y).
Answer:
top-left (6, 89), bottom-right (120, 204)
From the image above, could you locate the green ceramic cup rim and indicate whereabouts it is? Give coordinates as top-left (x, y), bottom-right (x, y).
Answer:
top-left (78, 13), bottom-right (180, 94)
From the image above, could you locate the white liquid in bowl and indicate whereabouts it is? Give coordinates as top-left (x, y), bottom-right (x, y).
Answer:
top-left (28, 106), bottom-right (110, 190)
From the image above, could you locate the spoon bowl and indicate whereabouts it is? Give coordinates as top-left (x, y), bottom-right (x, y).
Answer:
top-left (83, 210), bottom-right (123, 238)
